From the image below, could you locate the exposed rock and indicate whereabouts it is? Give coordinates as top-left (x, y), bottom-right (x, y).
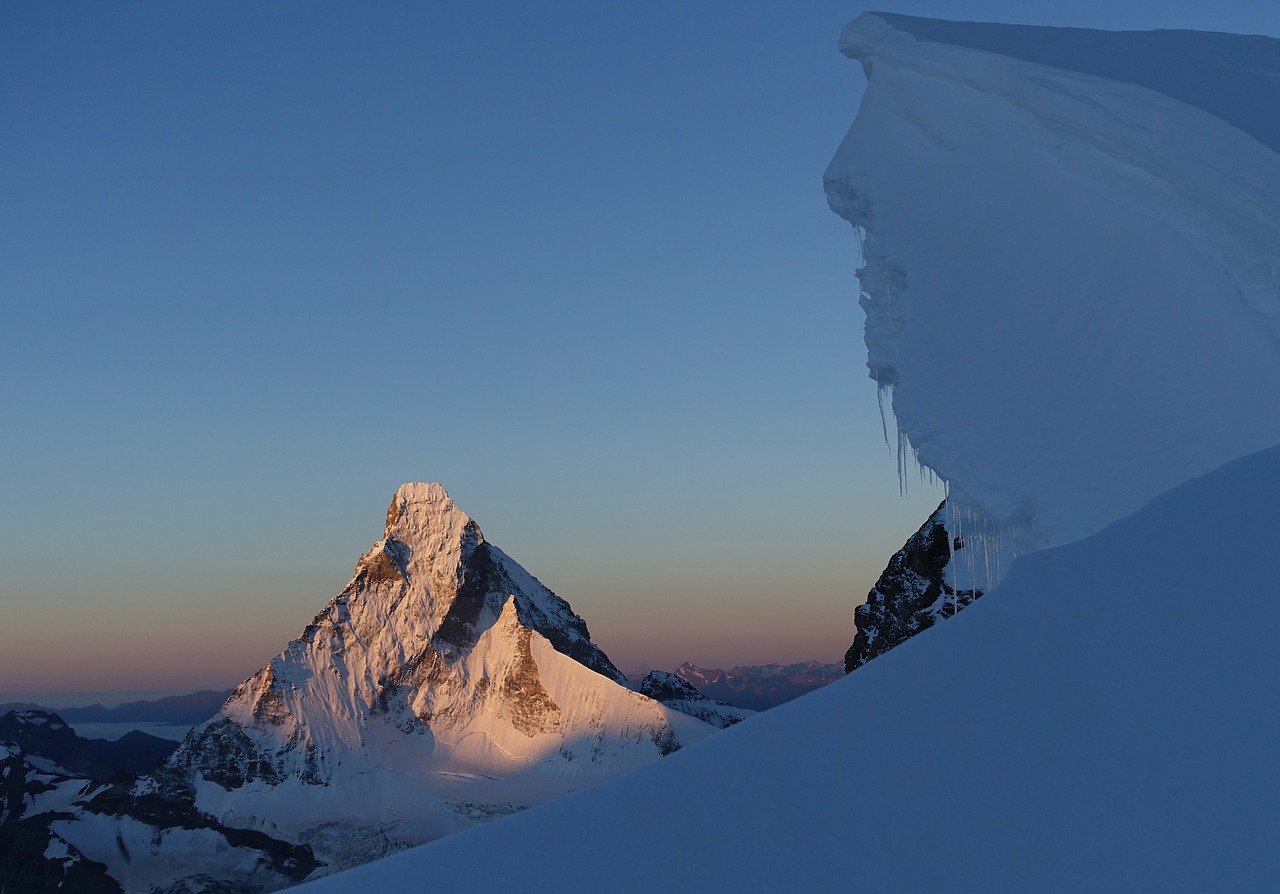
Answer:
top-left (638, 670), bottom-right (707, 704)
top-left (0, 714), bottom-right (316, 894)
top-left (498, 625), bottom-right (563, 737)
top-left (844, 500), bottom-right (982, 673)
top-left (0, 710), bottom-right (178, 779)
top-left (638, 671), bottom-right (753, 729)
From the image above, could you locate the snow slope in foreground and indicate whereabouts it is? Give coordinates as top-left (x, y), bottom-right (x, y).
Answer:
top-left (304, 442), bottom-right (1280, 892)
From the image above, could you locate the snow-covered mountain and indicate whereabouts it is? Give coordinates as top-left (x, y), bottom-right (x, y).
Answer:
top-left (2, 734), bottom-right (121, 893)
top-left (635, 671), bottom-right (752, 728)
top-left (36, 483), bottom-right (719, 889)
top-left (297, 14), bottom-right (1280, 891)
top-left (829, 12), bottom-right (1280, 564)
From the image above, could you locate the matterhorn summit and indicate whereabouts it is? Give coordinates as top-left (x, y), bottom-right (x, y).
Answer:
top-left (163, 483), bottom-right (716, 867)
top-left (46, 484), bottom-right (718, 886)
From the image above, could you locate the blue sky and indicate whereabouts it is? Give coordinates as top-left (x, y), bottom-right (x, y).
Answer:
top-left (3, 1), bottom-right (1277, 702)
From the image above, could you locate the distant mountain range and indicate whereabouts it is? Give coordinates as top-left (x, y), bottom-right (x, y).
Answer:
top-left (671, 660), bottom-right (843, 711)
top-left (0, 690), bottom-right (233, 727)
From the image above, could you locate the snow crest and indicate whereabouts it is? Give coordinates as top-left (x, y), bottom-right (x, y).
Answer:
top-left (825, 12), bottom-right (1280, 561)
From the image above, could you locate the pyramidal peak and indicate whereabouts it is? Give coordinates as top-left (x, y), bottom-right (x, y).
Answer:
top-left (359, 482), bottom-right (480, 601)
top-left (135, 482), bottom-right (718, 875)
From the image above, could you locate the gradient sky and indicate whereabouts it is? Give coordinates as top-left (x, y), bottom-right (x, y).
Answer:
top-left (4, 1), bottom-right (1277, 704)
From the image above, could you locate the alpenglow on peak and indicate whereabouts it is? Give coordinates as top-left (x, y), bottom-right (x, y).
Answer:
top-left (42, 482), bottom-right (722, 886)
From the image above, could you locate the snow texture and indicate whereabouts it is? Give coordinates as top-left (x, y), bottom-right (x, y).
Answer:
top-left (301, 15), bottom-right (1280, 892)
top-left (825, 12), bottom-right (1280, 560)
top-left (51, 813), bottom-right (294, 894)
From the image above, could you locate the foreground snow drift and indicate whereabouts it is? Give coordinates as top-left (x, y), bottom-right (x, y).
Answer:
top-left (303, 441), bottom-right (1280, 892)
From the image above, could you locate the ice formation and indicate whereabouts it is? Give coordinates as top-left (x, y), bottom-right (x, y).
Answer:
top-left (825, 12), bottom-right (1280, 566)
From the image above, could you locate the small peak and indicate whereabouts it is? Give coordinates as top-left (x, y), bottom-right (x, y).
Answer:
top-left (394, 482), bottom-right (453, 504)
top-left (496, 594), bottom-right (523, 625)
top-left (639, 670), bottom-right (708, 703)
top-left (384, 483), bottom-right (473, 537)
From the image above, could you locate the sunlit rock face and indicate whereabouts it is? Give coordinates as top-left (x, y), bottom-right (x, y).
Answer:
top-left (145, 483), bottom-right (718, 879)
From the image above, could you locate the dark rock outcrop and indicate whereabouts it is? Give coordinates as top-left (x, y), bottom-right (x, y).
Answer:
top-left (0, 713), bottom-right (317, 893)
top-left (844, 499), bottom-right (982, 673)
top-left (637, 671), bottom-right (750, 729)
top-left (638, 671), bottom-right (707, 704)
top-left (0, 711), bottom-right (178, 778)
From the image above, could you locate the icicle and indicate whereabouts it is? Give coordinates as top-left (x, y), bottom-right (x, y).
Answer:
top-left (875, 376), bottom-right (892, 450)
top-left (944, 482), bottom-right (957, 611)
top-left (964, 508), bottom-right (976, 603)
top-left (982, 530), bottom-right (992, 592)
top-left (897, 425), bottom-right (911, 497)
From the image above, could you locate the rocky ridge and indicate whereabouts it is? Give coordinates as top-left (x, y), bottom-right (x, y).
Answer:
top-left (636, 671), bottom-right (753, 728)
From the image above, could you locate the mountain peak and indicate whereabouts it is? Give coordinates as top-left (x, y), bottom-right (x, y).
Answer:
top-left (384, 481), bottom-right (479, 544)
top-left (169, 483), bottom-right (638, 789)
top-left (150, 485), bottom-right (718, 871)
top-left (388, 482), bottom-right (462, 523)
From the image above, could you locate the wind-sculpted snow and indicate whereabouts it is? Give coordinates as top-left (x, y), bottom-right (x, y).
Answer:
top-left (826, 12), bottom-right (1280, 562)
top-left (870, 12), bottom-right (1280, 155)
